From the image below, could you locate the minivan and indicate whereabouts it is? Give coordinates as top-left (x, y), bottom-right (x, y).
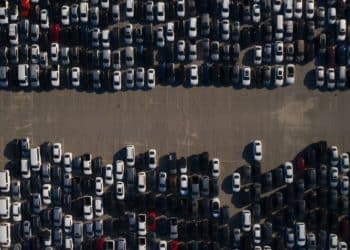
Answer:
top-left (18, 64), bottom-right (29, 87)
top-left (0, 223), bottom-right (10, 247)
top-left (275, 15), bottom-right (284, 40)
top-left (126, 145), bottom-right (135, 167)
top-left (295, 222), bottom-right (306, 246)
top-left (30, 147), bottom-right (41, 171)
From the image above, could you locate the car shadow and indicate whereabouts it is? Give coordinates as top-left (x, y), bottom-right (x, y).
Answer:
top-left (3, 139), bottom-right (17, 161)
top-left (221, 175), bottom-right (232, 195)
top-left (242, 142), bottom-right (254, 166)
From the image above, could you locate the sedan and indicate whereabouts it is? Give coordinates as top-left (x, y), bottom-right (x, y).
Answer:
top-left (116, 181), bottom-right (125, 200)
top-left (232, 173), bottom-right (241, 192)
top-left (158, 172), bottom-right (167, 193)
top-left (274, 65), bottom-right (284, 87)
top-left (253, 140), bottom-right (263, 161)
top-left (284, 162), bottom-right (293, 183)
top-left (95, 177), bottom-right (104, 196)
top-left (327, 67), bottom-right (335, 89)
top-left (330, 146), bottom-right (339, 166)
top-left (285, 64), bottom-right (295, 84)
top-left (148, 149), bottom-right (157, 169)
top-left (211, 158), bottom-right (220, 178)
top-left (115, 160), bottom-right (124, 180)
top-left (315, 66), bottom-right (325, 87)
top-left (147, 68), bottom-right (156, 89)
top-left (211, 197), bottom-right (221, 218)
top-left (112, 70), bottom-right (122, 91)
top-left (71, 67), bottom-right (80, 87)
top-left (340, 153), bottom-right (349, 173)
top-left (104, 164), bottom-right (114, 185)
top-left (329, 166), bottom-right (338, 188)
top-left (180, 174), bottom-right (188, 196)
top-left (52, 143), bottom-right (62, 163)
top-left (242, 66), bottom-right (251, 87)
top-left (189, 64), bottom-right (198, 86)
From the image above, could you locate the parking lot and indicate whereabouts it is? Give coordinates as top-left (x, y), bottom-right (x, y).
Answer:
top-left (1, 62), bottom-right (350, 213)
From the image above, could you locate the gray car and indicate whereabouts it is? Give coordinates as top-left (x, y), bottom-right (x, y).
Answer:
top-left (29, 64), bottom-right (40, 88)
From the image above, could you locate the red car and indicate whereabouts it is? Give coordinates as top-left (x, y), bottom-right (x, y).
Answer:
top-left (50, 23), bottom-right (61, 43)
top-left (21, 0), bottom-right (30, 18)
top-left (296, 156), bottom-right (305, 172)
top-left (170, 240), bottom-right (178, 250)
top-left (148, 211), bottom-right (157, 231)
top-left (96, 237), bottom-right (104, 250)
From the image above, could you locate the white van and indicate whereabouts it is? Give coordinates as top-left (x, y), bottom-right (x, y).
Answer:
top-left (295, 222), bottom-right (306, 247)
top-left (0, 170), bottom-right (10, 193)
top-left (126, 0), bottom-right (134, 18)
top-left (30, 147), bottom-right (41, 171)
top-left (0, 197), bottom-right (10, 219)
top-left (18, 64), bottom-right (29, 87)
top-left (275, 15), bottom-right (284, 40)
top-left (21, 159), bottom-right (30, 179)
top-left (0, 223), bottom-right (11, 247)
top-left (126, 145), bottom-right (135, 167)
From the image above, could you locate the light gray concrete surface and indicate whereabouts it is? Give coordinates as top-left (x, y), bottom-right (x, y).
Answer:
top-left (1, 62), bottom-right (350, 214)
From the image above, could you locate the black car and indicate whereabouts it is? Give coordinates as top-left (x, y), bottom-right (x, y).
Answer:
top-left (219, 224), bottom-right (230, 246)
top-left (262, 172), bottom-right (272, 192)
top-left (199, 198), bottom-right (210, 218)
top-left (221, 205), bottom-right (229, 224)
top-left (318, 187), bottom-right (328, 208)
top-left (220, 64), bottom-right (231, 86)
top-left (240, 27), bottom-right (251, 49)
top-left (40, 208), bottom-right (52, 228)
top-left (187, 220), bottom-right (199, 240)
top-left (241, 187), bottom-right (251, 205)
top-left (30, 174), bottom-right (41, 193)
top-left (31, 215), bottom-right (41, 234)
top-left (210, 221), bottom-right (219, 242)
top-left (21, 179), bottom-right (31, 197)
top-left (273, 192), bottom-right (284, 210)
top-left (52, 186), bottom-right (62, 206)
top-left (286, 206), bottom-right (295, 226)
top-left (157, 194), bottom-right (168, 213)
top-left (263, 196), bottom-right (273, 216)
top-left (157, 215), bottom-right (168, 236)
top-left (210, 178), bottom-right (219, 196)
top-left (295, 179), bottom-right (305, 200)
top-left (63, 193), bottom-right (71, 212)
top-left (72, 156), bottom-right (82, 172)
top-left (306, 190), bottom-right (317, 210)
top-left (318, 165), bottom-right (328, 187)
top-left (252, 203), bottom-right (261, 223)
top-left (273, 211), bottom-right (284, 232)
top-left (51, 165), bottom-right (62, 185)
top-left (328, 188), bottom-right (338, 211)
top-left (306, 210), bottom-right (317, 231)
top-left (241, 164), bottom-right (252, 185)
top-left (305, 168), bottom-right (316, 189)
top-left (168, 194), bottom-right (178, 214)
top-left (284, 184), bottom-right (295, 205)
top-left (262, 222), bottom-right (273, 245)
top-left (40, 142), bottom-right (52, 163)
top-left (295, 199), bottom-right (306, 221)
top-left (252, 183), bottom-right (261, 202)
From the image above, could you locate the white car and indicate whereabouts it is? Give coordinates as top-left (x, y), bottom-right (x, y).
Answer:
top-left (337, 19), bottom-right (347, 42)
top-left (166, 22), bottom-right (175, 42)
top-left (305, 0), bottom-right (314, 19)
top-left (221, 0), bottom-right (230, 18)
top-left (329, 234), bottom-right (338, 250)
top-left (176, 0), bottom-right (185, 17)
top-left (21, 159), bottom-right (30, 179)
top-left (0, 5), bottom-right (8, 25)
top-left (138, 172), bottom-right (147, 193)
top-left (51, 65), bottom-right (60, 87)
top-left (221, 19), bottom-right (230, 41)
top-left (138, 214), bottom-right (147, 236)
top-left (83, 196), bottom-right (93, 220)
top-left (61, 5), bottom-right (70, 26)
top-left (180, 174), bottom-right (188, 196)
top-left (73, 221), bottom-right (83, 246)
top-left (12, 202), bottom-right (21, 222)
top-left (42, 184), bottom-right (52, 205)
top-left (91, 28), bottom-right (100, 48)
top-left (95, 219), bottom-right (104, 237)
top-left (211, 158), bottom-right (220, 178)
top-left (52, 143), bottom-right (62, 163)
top-left (147, 68), bottom-right (156, 89)
top-left (284, 162), bottom-right (294, 184)
top-left (101, 0), bottom-right (109, 9)
top-left (112, 4), bottom-right (120, 23)
top-left (50, 43), bottom-right (59, 63)
top-left (329, 166), bottom-right (339, 188)
top-left (115, 160), bottom-right (124, 180)
top-left (274, 41), bottom-right (284, 63)
top-left (273, 0), bottom-right (283, 12)
top-left (104, 164), bottom-right (114, 185)
top-left (95, 177), bottom-right (104, 196)
top-left (64, 215), bottom-right (73, 234)
top-left (241, 210), bottom-right (251, 232)
top-left (126, 0), bottom-right (134, 18)
top-left (85, 221), bottom-right (94, 239)
top-left (274, 65), bottom-right (284, 87)
top-left (189, 64), bottom-right (199, 86)
top-left (253, 224), bottom-right (262, 244)
top-left (156, 2), bottom-right (165, 22)
top-left (330, 146), bottom-right (339, 166)
top-left (327, 67), bottom-right (336, 89)
top-left (188, 17), bottom-right (197, 38)
top-left (126, 144), bottom-right (135, 166)
top-left (285, 64), bottom-right (295, 85)
top-left (80, 2), bottom-right (89, 23)
top-left (159, 240), bottom-right (167, 250)
top-left (284, 0), bottom-right (293, 19)
top-left (189, 42), bottom-right (197, 61)
top-left (242, 66), bottom-right (251, 87)
top-left (148, 149), bottom-right (157, 169)
top-left (116, 181), bottom-right (125, 200)
top-left (315, 66), bottom-right (325, 87)
top-left (124, 24), bottom-right (133, 45)
top-left (294, 0), bottom-right (303, 19)
top-left (211, 197), bottom-right (221, 218)
top-left (71, 67), bottom-right (80, 87)
top-left (159, 172), bottom-right (167, 193)
top-left (232, 173), bottom-right (241, 192)
top-left (253, 140), bottom-right (263, 161)
top-left (340, 153), bottom-right (349, 173)
top-left (8, 23), bottom-right (18, 45)
top-left (328, 7), bottom-right (336, 25)
top-left (252, 4), bottom-right (261, 23)
top-left (40, 9), bottom-right (49, 29)
top-left (112, 71), bottom-right (122, 90)
top-left (254, 45), bottom-right (262, 65)
top-left (94, 197), bottom-right (104, 217)
top-left (71, 4), bottom-right (79, 23)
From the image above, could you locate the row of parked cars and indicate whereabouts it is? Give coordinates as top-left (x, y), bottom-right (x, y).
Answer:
top-left (0, 138), bottom-right (232, 249)
top-left (234, 141), bottom-right (350, 249)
